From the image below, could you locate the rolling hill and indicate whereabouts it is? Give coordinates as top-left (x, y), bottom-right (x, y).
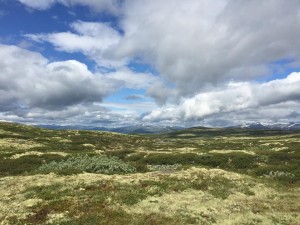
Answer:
top-left (0, 121), bottom-right (299, 225)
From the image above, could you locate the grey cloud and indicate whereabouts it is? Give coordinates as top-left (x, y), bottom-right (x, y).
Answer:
top-left (15, 0), bottom-right (300, 126)
top-left (22, 0), bottom-right (300, 101)
top-left (111, 0), bottom-right (300, 99)
top-left (0, 44), bottom-right (157, 127)
top-left (287, 111), bottom-right (300, 118)
top-left (0, 103), bottom-right (140, 127)
top-left (143, 72), bottom-right (300, 122)
top-left (146, 82), bottom-right (178, 106)
top-left (0, 44), bottom-right (120, 111)
top-left (211, 103), bottom-right (300, 126)
top-left (125, 95), bottom-right (143, 100)
top-left (105, 68), bottom-right (158, 89)
top-left (143, 102), bottom-right (300, 128)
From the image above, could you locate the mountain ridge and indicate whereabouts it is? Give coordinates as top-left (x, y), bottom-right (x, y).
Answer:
top-left (37, 124), bottom-right (185, 134)
top-left (36, 122), bottom-right (300, 134)
top-left (227, 122), bottom-right (300, 130)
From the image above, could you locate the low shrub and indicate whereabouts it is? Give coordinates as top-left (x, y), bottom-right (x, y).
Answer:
top-left (253, 164), bottom-right (300, 184)
top-left (128, 161), bottom-right (149, 173)
top-left (105, 150), bottom-right (135, 159)
top-left (0, 154), bottom-right (64, 176)
top-left (141, 153), bottom-right (198, 165)
top-left (227, 153), bottom-right (258, 169)
top-left (125, 153), bottom-right (146, 161)
top-left (38, 155), bottom-right (136, 175)
top-left (263, 170), bottom-right (295, 179)
top-left (141, 153), bottom-right (228, 168)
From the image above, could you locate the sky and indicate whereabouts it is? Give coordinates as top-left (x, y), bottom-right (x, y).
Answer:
top-left (0, 0), bottom-right (300, 128)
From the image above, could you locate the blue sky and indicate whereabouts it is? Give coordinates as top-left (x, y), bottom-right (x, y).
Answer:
top-left (0, 0), bottom-right (300, 127)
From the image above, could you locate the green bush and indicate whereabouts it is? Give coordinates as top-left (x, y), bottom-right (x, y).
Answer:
top-left (195, 154), bottom-right (228, 167)
top-left (126, 153), bottom-right (146, 161)
top-left (105, 150), bottom-right (135, 159)
top-left (253, 164), bottom-right (300, 184)
top-left (227, 153), bottom-right (258, 169)
top-left (141, 153), bottom-right (198, 165)
top-left (128, 161), bottom-right (149, 173)
top-left (0, 154), bottom-right (64, 176)
top-left (141, 153), bottom-right (228, 167)
top-left (38, 155), bottom-right (136, 175)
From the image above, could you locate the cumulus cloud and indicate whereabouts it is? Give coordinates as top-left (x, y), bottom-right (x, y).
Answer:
top-left (26, 1), bottom-right (300, 100)
top-left (15, 0), bottom-right (300, 126)
top-left (18, 0), bottom-right (120, 13)
top-left (26, 21), bottom-right (123, 67)
top-left (143, 72), bottom-right (300, 122)
top-left (0, 44), bottom-right (159, 125)
top-left (200, 102), bottom-right (300, 127)
top-left (110, 0), bottom-right (300, 99)
top-left (0, 45), bottom-right (122, 110)
top-left (0, 44), bottom-right (155, 111)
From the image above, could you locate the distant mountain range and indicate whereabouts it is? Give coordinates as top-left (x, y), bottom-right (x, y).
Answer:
top-left (109, 124), bottom-right (185, 134)
top-left (37, 122), bottom-right (300, 134)
top-left (228, 122), bottom-right (300, 130)
top-left (37, 124), bottom-right (185, 134)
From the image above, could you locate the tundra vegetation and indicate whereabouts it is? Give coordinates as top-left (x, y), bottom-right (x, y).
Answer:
top-left (0, 121), bottom-right (299, 224)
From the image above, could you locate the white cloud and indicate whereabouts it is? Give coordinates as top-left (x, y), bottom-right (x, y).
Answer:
top-left (143, 72), bottom-right (300, 122)
top-left (26, 21), bottom-right (123, 67)
top-left (0, 44), bottom-right (121, 110)
top-left (104, 68), bottom-right (158, 90)
top-left (16, 0), bottom-right (300, 126)
top-left (18, 0), bottom-right (120, 14)
top-left (0, 103), bottom-right (141, 127)
top-left (26, 1), bottom-right (300, 100)
top-left (18, 0), bottom-right (56, 10)
top-left (255, 73), bottom-right (300, 106)
top-left (200, 102), bottom-right (300, 127)
top-left (111, 0), bottom-right (300, 99)
top-left (0, 44), bottom-right (160, 125)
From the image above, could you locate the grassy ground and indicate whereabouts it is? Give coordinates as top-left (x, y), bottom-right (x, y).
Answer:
top-left (0, 121), bottom-right (299, 224)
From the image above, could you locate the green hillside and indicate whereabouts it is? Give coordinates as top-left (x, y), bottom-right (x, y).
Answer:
top-left (0, 122), bottom-right (299, 224)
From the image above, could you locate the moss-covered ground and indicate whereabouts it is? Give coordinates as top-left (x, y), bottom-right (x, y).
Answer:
top-left (0, 122), bottom-right (299, 224)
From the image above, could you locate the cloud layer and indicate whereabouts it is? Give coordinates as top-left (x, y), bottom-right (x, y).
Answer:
top-left (0, 44), bottom-right (157, 125)
top-left (115, 0), bottom-right (300, 97)
top-left (5, 0), bottom-right (300, 126)
top-left (143, 72), bottom-right (300, 123)
top-left (25, 1), bottom-right (300, 97)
